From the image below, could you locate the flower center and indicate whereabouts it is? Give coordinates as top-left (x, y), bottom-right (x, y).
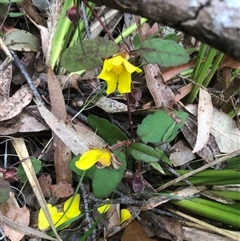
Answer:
top-left (98, 151), bottom-right (112, 167)
top-left (112, 65), bottom-right (124, 76)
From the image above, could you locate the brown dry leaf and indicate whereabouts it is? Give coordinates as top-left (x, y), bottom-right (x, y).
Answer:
top-left (12, 138), bottom-right (61, 240)
top-left (140, 211), bottom-right (183, 241)
top-left (211, 109), bottom-right (240, 153)
top-left (105, 205), bottom-right (141, 238)
top-left (162, 59), bottom-right (196, 81)
top-left (220, 55), bottom-right (240, 69)
top-left (47, 67), bottom-right (72, 184)
top-left (0, 84), bottom-right (33, 121)
top-left (58, 73), bottom-right (83, 93)
top-left (38, 174), bottom-right (74, 198)
top-left (183, 226), bottom-right (236, 241)
top-left (35, 98), bottom-right (106, 155)
top-left (104, 204), bottom-right (121, 237)
top-left (38, 174), bottom-right (52, 197)
top-left (175, 83), bottom-right (193, 101)
top-left (0, 193), bottom-right (30, 241)
top-left (51, 181), bottom-right (74, 198)
top-left (192, 88), bottom-right (213, 153)
top-left (143, 63), bottom-right (176, 108)
top-left (0, 61), bottom-right (12, 98)
top-left (121, 220), bottom-right (156, 241)
top-left (170, 140), bottom-right (197, 167)
top-left (0, 106), bottom-right (48, 135)
top-left (187, 105), bottom-right (240, 153)
top-left (94, 96), bottom-right (129, 113)
top-left (179, 105), bottom-right (223, 168)
top-left (34, 24), bottom-right (49, 59)
top-left (141, 186), bottom-right (203, 211)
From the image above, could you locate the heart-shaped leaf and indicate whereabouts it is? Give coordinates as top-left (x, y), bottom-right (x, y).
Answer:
top-left (139, 39), bottom-right (189, 67)
top-left (60, 38), bottom-right (119, 71)
top-left (128, 143), bottom-right (160, 163)
top-left (137, 110), bottom-right (188, 144)
top-left (88, 114), bottom-right (128, 145)
top-left (92, 151), bottom-right (126, 198)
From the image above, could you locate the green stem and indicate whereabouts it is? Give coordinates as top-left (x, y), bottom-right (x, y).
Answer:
top-left (164, 169), bottom-right (240, 178)
top-left (69, 3), bottom-right (93, 47)
top-left (114, 18), bottom-right (148, 44)
top-left (202, 52), bottom-right (224, 86)
top-left (161, 178), bottom-right (240, 186)
top-left (187, 47), bottom-right (217, 103)
top-left (48, 1), bottom-right (73, 69)
top-left (171, 198), bottom-right (240, 228)
top-left (210, 190), bottom-right (240, 201)
top-left (191, 43), bottom-right (207, 80)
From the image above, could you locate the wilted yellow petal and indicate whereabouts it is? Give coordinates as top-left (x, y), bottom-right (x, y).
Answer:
top-left (120, 209), bottom-right (131, 224)
top-left (97, 202), bottom-right (110, 214)
top-left (38, 204), bottom-right (58, 230)
top-left (64, 194), bottom-right (81, 218)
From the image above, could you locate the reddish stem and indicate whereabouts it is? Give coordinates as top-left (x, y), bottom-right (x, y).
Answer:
top-left (82, 0), bottom-right (115, 41)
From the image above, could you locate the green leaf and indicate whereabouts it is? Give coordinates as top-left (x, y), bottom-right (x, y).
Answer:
top-left (0, 0), bottom-right (22, 2)
top-left (137, 110), bottom-right (188, 144)
top-left (8, 12), bottom-right (24, 17)
top-left (3, 30), bottom-right (40, 52)
top-left (139, 39), bottom-right (189, 67)
top-left (0, 176), bottom-right (10, 203)
top-left (149, 162), bottom-right (164, 174)
top-left (92, 151), bottom-right (126, 198)
top-left (128, 143), bottom-right (160, 163)
top-left (17, 158), bottom-right (42, 183)
top-left (88, 114), bottom-right (128, 145)
top-left (60, 38), bottom-right (119, 72)
top-left (155, 147), bottom-right (172, 166)
top-left (162, 122), bottom-right (176, 142)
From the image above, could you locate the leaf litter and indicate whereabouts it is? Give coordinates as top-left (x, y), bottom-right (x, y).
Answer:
top-left (0, 2), bottom-right (239, 241)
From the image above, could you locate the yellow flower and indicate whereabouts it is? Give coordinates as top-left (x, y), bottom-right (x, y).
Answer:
top-left (38, 194), bottom-right (81, 230)
top-left (63, 194), bottom-right (81, 219)
top-left (120, 208), bottom-right (132, 224)
top-left (75, 149), bottom-right (112, 170)
top-left (98, 55), bottom-right (142, 95)
top-left (97, 200), bottom-right (111, 214)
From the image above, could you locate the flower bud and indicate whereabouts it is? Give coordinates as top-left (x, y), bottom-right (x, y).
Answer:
top-left (66, 6), bottom-right (82, 25)
top-left (4, 167), bottom-right (18, 182)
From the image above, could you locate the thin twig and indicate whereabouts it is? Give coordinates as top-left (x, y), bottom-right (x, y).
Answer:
top-left (80, 183), bottom-right (96, 240)
top-left (156, 149), bottom-right (240, 192)
top-left (10, 50), bottom-right (44, 104)
top-left (82, 0), bottom-right (115, 41)
top-left (0, 1), bottom-right (11, 30)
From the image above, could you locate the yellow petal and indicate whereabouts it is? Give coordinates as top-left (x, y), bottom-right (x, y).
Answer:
top-left (120, 209), bottom-right (131, 224)
top-left (64, 194), bottom-right (81, 218)
top-left (122, 59), bottom-right (141, 74)
top-left (118, 70), bottom-right (132, 93)
top-left (98, 66), bottom-right (116, 82)
top-left (38, 204), bottom-right (58, 230)
top-left (97, 202), bottom-right (110, 214)
top-left (97, 150), bottom-right (112, 167)
top-left (110, 55), bottom-right (123, 66)
top-left (75, 149), bottom-right (103, 170)
top-left (52, 212), bottom-right (68, 228)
